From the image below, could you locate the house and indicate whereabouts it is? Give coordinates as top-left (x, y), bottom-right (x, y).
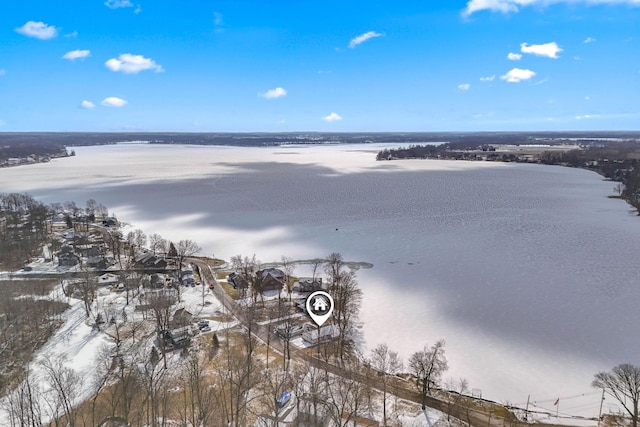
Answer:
top-left (149, 273), bottom-right (167, 289)
top-left (172, 308), bottom-right (193, 328)
top-left (140, 288), bottom-right (178, 305)
top-left (135, 252), bottom-right (168, 270)
top-left (98, 273), bottom-right (119, 286)
top-left (293, 277), bottom-right (324, 293)
top-left (255, 268), bottom-right (286, 293)
top-left (42, 245), bottom-right (52, 262)
top-left (162, 326), bottom-right (192, 348)
top-left (57, 246), bottom-right (80, 267)
top-left (61, 230), bottom-right (89, 242)
top-left (102, 217), bottom-right (118, 227)
top-left (180, 268), bottom-right (195, 285)
top-left (301, 323), bottom-right (339, 345)
top-left (227, 272), bottom-right (249, 290)
top-left (87, 246), bottom-right (111, 268)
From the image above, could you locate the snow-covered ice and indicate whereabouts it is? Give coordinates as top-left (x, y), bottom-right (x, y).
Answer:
top-left (1, 142), bottom-right (638, 422)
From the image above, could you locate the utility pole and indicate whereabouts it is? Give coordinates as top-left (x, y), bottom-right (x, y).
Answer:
top-left (598, 388), bottom-right (605, 427)
top-left (525, 395), bottom-right (530, 422)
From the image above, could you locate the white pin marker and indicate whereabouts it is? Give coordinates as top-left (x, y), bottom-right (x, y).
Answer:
top-left (306, 291), bottom-right (334, 327)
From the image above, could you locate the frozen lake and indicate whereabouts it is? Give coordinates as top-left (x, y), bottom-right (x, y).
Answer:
top-left (2, 142), bottom-right (639, 420)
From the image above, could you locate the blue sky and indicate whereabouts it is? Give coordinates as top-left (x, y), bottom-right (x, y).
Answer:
top-left (1, 0), bottom-right (639, 132)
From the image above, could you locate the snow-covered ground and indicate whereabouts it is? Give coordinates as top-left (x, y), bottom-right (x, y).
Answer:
top-left (0, 278), bottom-right (232, 427)
top-left (1, 142), bottom-right (637, 423)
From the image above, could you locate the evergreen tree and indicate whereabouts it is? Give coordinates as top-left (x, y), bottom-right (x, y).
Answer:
top-left (150, 346), bottom-right (160, 366)
top-left (212, 333), bottom-right (220, 355)
top-left (168, 241), bottom-right (178, 258)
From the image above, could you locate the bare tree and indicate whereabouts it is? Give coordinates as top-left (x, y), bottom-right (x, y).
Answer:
top-left (77, 270), bottom-right (96, 318)
top-left (140, 347), bottom-right (171, 427)
top-left (281, 256), bottom-right (294, 302)
top-left (325, 252), bottom-right (344, 279)
top-left (107, 353), bottom-right (143, 424)
top-left (370, 343), bottom-right (403, 426)
top-left (176, 239), bottom-right (202, 272)
top-left (409, 339), bottom-right (448, 409)
top-left (147, 291), bottom-right (177, 369)
top-left (176, 352), bottom-right (218, 427)
top-left (40, 353), bottom-right (81, 427)
top-left (278, 302), bottom-right (298, 370)
top-left (255, 367), bottom-right (292, 427)
top-left (122, 271), bottom-right (142, 306)
top-left (104, 229), bottom-right (124, 269)
top-left (95, 203), bottom-right (109, 218)
top-left (91, 345), bottom-right (116, 427)
top-left (324, 255), bottom-right (362, 363)
top-left (148, 233), bottom-right (168, 255)
top-left (216, 326), bottom-right (262, 427)
top-left (5, 368), bottom-right (42, 427)
top-left (126, 229), bottom-right (147, 250)
top-left (443, 377), bottom-right (469, 425)
top-left (593, 363), bottom-right (640, 427)
top-left (325, 369), bottom-right (372, 427)
top-left (310, 258), bottom-right (323, 285)
top-left (231, 254), bottom-right (259, 300)
top-left (85, 199), bottom-right (98, 217)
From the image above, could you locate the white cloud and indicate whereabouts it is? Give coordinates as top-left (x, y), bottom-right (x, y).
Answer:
top-left (15, 21), bottom-right (58, 40)
top-left (323, 112), bottom-right (343, 122)
top-left (473, 112), bottom-right (495, 118)
top-left (480, 75), bottom-right (496, 81)
top-left (458, 83), bottom-right (471, 91)
top-left (585, 96), bottom-right (590, 100)
top-left (65, 31), bottom-right (78, 38)
top-left (520, 42), bottom-right (562, 58)
top-left (105, 0), bottom-right (133, 9)
top-left (134, 4), bottom-right (142, 13)
top-left (463, 0), bottom-right (640, 16)
top-left (105, 54), bottom-right (163, 73)
top-left (214, 12), bottom-right (224, 26)
top-left (259, 87), bottom-right (287, 99)
top-left (584, 37), bottom-right (596, 43)
top-left (63, 50), bottom-right (90, 61)
top-left (81, 100), bottom-right (95, 109)
top-left (0, 119), bottom-right (5, 127)
top-left (500, 68), bottom-right (536, 82)
top-left (507, 52), bottom-right (522, 60)
top-left (0, 70), bottom-right (5, 76)
top-left (576, 114), bottom-right (599, 120)
top-left (101, 97), bottom-right (128, 107)
top-left (349, 31), bottom-right (383, 48)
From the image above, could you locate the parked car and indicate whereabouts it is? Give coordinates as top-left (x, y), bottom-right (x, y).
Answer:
top-left (197, 320), bottom-right (210, 329)
top-left (276, 391), bottom-right (291, 408)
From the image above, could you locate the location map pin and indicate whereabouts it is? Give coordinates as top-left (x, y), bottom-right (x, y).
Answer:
top-left (305, 291), bottom-right (334, 327)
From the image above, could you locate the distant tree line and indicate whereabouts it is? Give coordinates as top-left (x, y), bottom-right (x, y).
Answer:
top-left (2, 132), bottom-right (640, 159)
top-left (0, 142), bottom-right (71, 165)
